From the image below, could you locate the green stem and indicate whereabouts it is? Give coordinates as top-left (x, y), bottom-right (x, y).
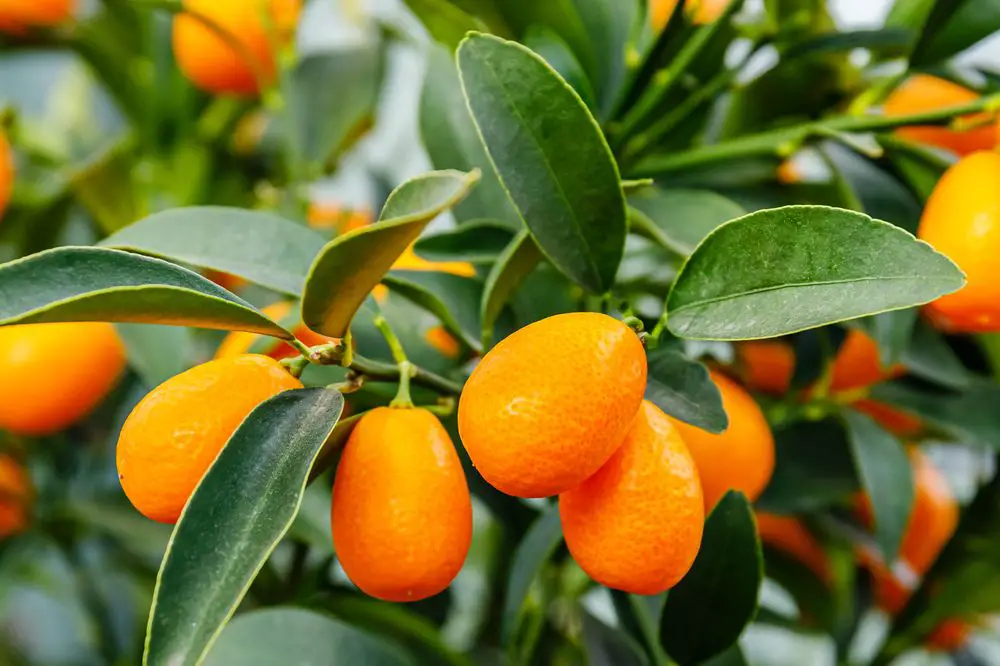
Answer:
top-left (630, 595), bottom-right (672, 666)
top-left (633, 93), bottom-right (1000, 176)
top-left (373, 315), bottom-right (416, 407)
top-left (349, 354), bottom-right (464, 397)
top-left (373, 315), bottom-right (408, 366)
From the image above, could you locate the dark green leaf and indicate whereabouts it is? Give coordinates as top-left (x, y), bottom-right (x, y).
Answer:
top-left (757, 420), bottom-right (859, 514)
top-left (145, 389), bottom-right (344, 666)
top-left (204, 608), bottom-right (415, 666)
top-left (420, 46), bottom-right (521, 227)
top-left (885, 0), bottom-right (936, 30)
top-left (402, 0), bottom-right (486, 50)
top-left (863, 309), bottom-right (918, 368)
top-left (523, 26), bottom-right (596, 110)
top-left (115, 323), bottom-right (195, 388)
top-left (581, 613), bottom-right (649, 666)
top-left (629, 189), bottom-right (745, 255)
top-left (502, 505), bottom-right (563, 646)
top-left (382, 270), bottom-right (482, 350)
top-left (842, 410), bottom-right (914, 563)
top-left (870, 382), bottom-right (1000, 448)
top-left (571, 0), bottom-right (638, 116)
top-left (101, 207), bottom-right (326, 296)
top-left (702, 646), bottom-right (749, 666)
top-left (881, 136), bottom-right (953, 202)
top-left (491, 0), bottom-right (595, 78)
top-left (290, 47), bottom-right (383, 169)
top-left (458, 33), bottom-right (626, 293)
top-left (414, 221), bottom-right (515, 264)
top-left (910, 0), bottom-right (1000, 66)
top-left (481, 230), bottom-right (543, 348)
top-left (610, 591), bottom-right (667, 666)
top-left (902, 320), bottom-right (971, 390)
top-left (0, 247), bottom-right (290, 337)
top-left (301, 170), bottom-right (480, 338)
top-left (660, 492), bottom-right (762, 666)
top-left (665, 206), bottom-right (965, 340)
top-left (644, 347), bottom-right (728, 433)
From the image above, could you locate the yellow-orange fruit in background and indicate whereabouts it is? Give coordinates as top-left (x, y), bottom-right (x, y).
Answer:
top-left (0, 323), bottom-right (125, 436)
top-left (173, 0), bottom-right (301, 96)
top-left (925, 619), bottom-right (972, 652)
top-left (332, 407), bottom-right (472, 602)
top-left (0, 0), bottom-right (73, 32)
top-left (853, 399), bottom-right (923, 437)
top-left (650, 0), bottom-right (727, 30)
top-left (458, 313), bottom-right (647, 498)
top-left (737, 340), bottom-right (795, 395)
top-left (425, 325), bottom-right (461, 359)
top-left (884, 75), bottom-right (996, 156)
top-left (829, 328), bottom-right (904, 393)
top-left (560, 401), bottom-right (703, 595)
top-left (667, 370), bottom-right (774, 511)
top-left (307, 204), bottom-right (372, 234)
top-left (117, 355), bottom-right (302, 524)
top-left (0, 455), bottom-right (30, 538)
top-left (215, 301), bottom-right (331, 360)
top-left (918, 151), bottom-right (1000, 333)
top-left (756, 512), bottom-right (831, 584)
top-left (0, 128), bottom-right (12, 220)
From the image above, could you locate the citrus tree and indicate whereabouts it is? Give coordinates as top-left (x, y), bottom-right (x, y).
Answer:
top-left (1, 0), bottom-right (1000, 665)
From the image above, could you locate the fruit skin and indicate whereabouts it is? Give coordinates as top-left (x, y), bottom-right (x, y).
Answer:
top-left (332, 407), bottom-right (472, 602)
top-left (560, 401), bottom-right (704, 595)
top-left (756, 512), bottom-right (831, 584)
top-left (884, 75), bottom-right (995, 156)
top-left (0, 0), bottom-right (73, 32)
top-left (0, 322), bottom-right (126, 436)
top-left (737, 340), bottom-right (795, 395)
top-left (918, 151), bottom-right (1000, 333)
top-left (172, 0), bottom-right (301, 96)
top-left (458, 313), bottom-right (647, 498)
top-left (667, 370), bottom-right (774, 511)
top-left (215, 301), bottom-right (331, 360)
top-left (116, 355), bottom-right (302, 524)
top-left (0, 455), bottom-right (31, 539)
top-left (829, 328), bottom-right (904, 393)
top-left (0, 128), bottom-right (12, 219)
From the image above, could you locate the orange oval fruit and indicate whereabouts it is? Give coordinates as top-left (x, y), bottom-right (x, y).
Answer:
top-left (0, 128), bottom-right (12, 219)
top-left (829, 328), bottom-right (904, 393)
top-left (925, 619), bottom-right (972, 652)
top-left (756, 512), bottom-right (831, 584)
top-left (117, 355), bottom-right (302, 524)
top-left (332, 407), bottom-right (472, 602)
top-left (899, 448), bottom-right (959, 576)
top-left (737, 340), bottom-right (795, 394)
top-left (307, 204), bottom-right (373, 234)
top-left (884, 75), bottom-right (995, 156)
top-left (560, 400), bottom-right (703, 595)
top-left (667, 370), bottom-right (774, 511)
top-left (0, 322), bottom-right (125, 436)
top-left (0, 455), bottom-right (30, 539)
top-left (918, 151), bottom-right (1000, 332)
top-left (215, 301), bottom-right (331, 360)
top-left (172, 0), bottom-right (301, 96)
top-left (0, 0), bottom-right (73, 32)
top-left (458, 313), bottom-right (647, 498)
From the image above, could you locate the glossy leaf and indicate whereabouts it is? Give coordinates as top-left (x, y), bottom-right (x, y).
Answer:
top-left (571, 0), bottom-right (638, 116)
top-left (458, 33), bottom-right (627, 293)
top-left (902, 319), bottom-right (971, 390)
top-left (414, 221), bottom-right (515, 263)
top-left (702, 646), bottom-right (750, 666)
top-left (863, 309), bottom-right (918, 369)
top-left (0, 247), bottom-right (290, 337)
top-left (629, 189), bottom-right (745, 256)
top-left (644, 347), bottom-right (728, 434)
top-left (145, 389), bottom-right (345, 666)
top-left (501, 504), bottom-right (562, 646)
top-left (101, 206), bottom-right (326, 295)
top-left (381, 271), bottom-right (482, 350)
top-left (665, 206), bottom-right (965, 340)
top-left (581, 612), bottom-right (649, 666)
top-left (660, 492), bottom-right (762, 665)
top-left (843, 410), bottom-right (914, 563)
top-left (481, 230), bottom-right (543, 347)
top-left (404, 0), bottom-right (486, 50)
top-left (910, 0), bottom-right (1000, 66)
top-left (204, 608), bottom-right (415, 666)
top-left (115, 323), bottom-right (196, 388)
top-left (870, 382), bottom-right (1000, 448)
top-left (420, 46), bottom-right (521, 227)
top-left (523, 26), bottom-right (596, 110)
top-left (301, 170), bottom-right (480, 338)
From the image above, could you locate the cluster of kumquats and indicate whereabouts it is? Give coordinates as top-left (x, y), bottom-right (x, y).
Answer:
top-left (0, 0), bottom-right (998, 652)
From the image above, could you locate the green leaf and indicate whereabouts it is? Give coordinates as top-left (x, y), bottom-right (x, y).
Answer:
top-left (660, 492), bottom-right (762, 666)
top-left (863, 309), bottom-right (918, 368)
top-left (404, 0), bottom-right (486, 50)
top-left (0, 247), bottom-right (290, 337)
top-left (571, 0), bottom-right (638, 116)
top-left (414, 221), bottom-right (515, 263)
top-left (842, 410), bottom-right (914, 564)
top-left (757, 420), bottom-right (859, 513)
top-left (910, 0), bottom-right (1000, 66)
top-left (481, 230), bottom-right (543, 348)
top-left (881, 136), bottom-right (952, 202)
top-left (457, 33), bottom-right (627, 293)
top-left (301, 170), bottom-right (480, 338)
top-left (581, 612), bottom-right (649, 666)
top-left (629, 189), bottom-right (745, 256)
top-left (421, 46), bottom-right (521, 228)
top-left (502, 504), bottom-right (562, 646)
top-left (702, 646), bottom-right (749, 666)
top-left (101, 207), bottom-right (326, 296)
top-left (523, 26), bottom-right (596, 110)
top-left (665, 206), bottom-right (966, 340)
top-left (204, 608), bottom-right (415, 666)
top-left (145, 388), bottom-right (344, 666)
top-left (902, 319), bottom-right (971, 390)
top-left (381, 271), bottom-right (482, 350)
top-left (290, 46), bottom-right (383, 170)
top-left (870, 382), bottom-right (1000, 448)
top-left (115, 323), bottom-right (195, 388)
top-left (644, 347), bottom-right (728, 434)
